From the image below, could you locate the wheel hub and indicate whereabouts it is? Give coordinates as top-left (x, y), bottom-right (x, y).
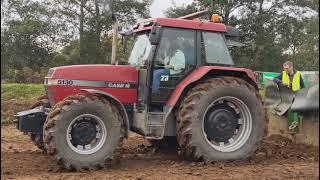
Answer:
top-left (204, 104), bottom-right (238, 143)
top-left (71, 120), bottom-right (97, 146)
top-left (66, 114), bottom-right (107, 155)
top-left (202, 96), bottom-right (252, 152)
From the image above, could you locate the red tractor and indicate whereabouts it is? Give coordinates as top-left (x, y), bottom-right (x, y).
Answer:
top-left (15, 14), bottom-right (265, 170)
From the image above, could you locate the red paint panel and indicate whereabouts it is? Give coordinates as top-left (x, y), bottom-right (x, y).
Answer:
top-left (47, 65), bottom-right (138, 104)
top-left (48, 85), bottom-right (137, 104)
top-left (134, 18), bottom-right (227, 33)
top-left (167, 66), bottom-right (256, 107)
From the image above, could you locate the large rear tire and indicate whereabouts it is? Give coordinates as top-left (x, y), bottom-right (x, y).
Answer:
top-left (29, 95), bottom-right (51, 151)
top-left (43, 94), bottom-right (125, 170)
top-left (176, 77), bottom-right (265, 162)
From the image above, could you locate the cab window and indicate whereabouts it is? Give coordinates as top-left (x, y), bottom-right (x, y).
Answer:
top-left (155, 28), bottom-right (196, 74)
top-left (201, 32), bottom-right (234, 65)
top-left (128, 34), bottom-right (152, 67)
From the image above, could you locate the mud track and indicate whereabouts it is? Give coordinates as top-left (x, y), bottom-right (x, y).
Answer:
top-left (1, 125), bottom-right (319, 180)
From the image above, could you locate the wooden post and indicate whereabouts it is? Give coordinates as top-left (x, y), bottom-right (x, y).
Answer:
top-left (111, 21), bottom-right (118, 65)
top-left (79, 0), bottom-right (85, 63)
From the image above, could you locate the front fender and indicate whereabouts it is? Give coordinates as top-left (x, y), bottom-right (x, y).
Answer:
top-left (80, 89), bottom-right (130, 138)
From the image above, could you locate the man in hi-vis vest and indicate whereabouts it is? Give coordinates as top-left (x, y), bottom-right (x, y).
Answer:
top-left (273, 61), bottom-right (305, 92)
top-left (273, 61), bottom-right (305, 133)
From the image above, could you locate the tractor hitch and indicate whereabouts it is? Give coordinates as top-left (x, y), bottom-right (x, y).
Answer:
top-left (14, 108), bottom-right (48, 134)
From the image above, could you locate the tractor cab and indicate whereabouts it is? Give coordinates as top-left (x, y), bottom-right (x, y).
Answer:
top-left (127, 15), bottom-right (242, 108)
top-left (125, 15), bottom-right (247, 138)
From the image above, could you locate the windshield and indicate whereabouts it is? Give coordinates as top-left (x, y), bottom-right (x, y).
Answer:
top-left (128, 34), bottom-right (152, 66)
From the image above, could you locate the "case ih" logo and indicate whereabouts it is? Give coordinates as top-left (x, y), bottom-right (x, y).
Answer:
top-left (105, 82), bottom-right (131, 88)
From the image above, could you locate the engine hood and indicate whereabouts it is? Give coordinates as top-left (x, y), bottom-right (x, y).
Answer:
top-left (45, 64), bottom-right (138, 105)
top-left (49, 64), bottom-right (138, 83)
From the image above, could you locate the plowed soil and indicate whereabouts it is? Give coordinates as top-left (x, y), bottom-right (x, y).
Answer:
top-left (1, 125), bottom-right (319, 180)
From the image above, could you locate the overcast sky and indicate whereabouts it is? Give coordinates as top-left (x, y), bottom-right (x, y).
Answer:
top-left (150, 0), bottom-right (193, 17)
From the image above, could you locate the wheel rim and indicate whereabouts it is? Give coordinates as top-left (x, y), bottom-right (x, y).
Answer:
top-left (66, 114), bottom-right (107, 155)
top-left (202, 96), bottom-right (252, 152)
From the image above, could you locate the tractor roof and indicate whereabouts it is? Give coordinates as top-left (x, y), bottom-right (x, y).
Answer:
top-left (133, 18), bottom-right (227, 33)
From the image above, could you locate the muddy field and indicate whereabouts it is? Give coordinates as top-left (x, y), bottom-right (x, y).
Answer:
top-left (1, 125), bottom-right (319, 180)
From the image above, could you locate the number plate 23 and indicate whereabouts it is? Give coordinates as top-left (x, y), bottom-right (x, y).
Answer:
top-left (160, 75), bottom-right (169, 82)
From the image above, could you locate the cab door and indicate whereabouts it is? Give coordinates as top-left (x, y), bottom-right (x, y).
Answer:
top-left (136, 46), bottom-right (157, 111)
top-left (126, 33), bottom-right (154, 134)
top-left (150, 28), bottom-right (197, 109)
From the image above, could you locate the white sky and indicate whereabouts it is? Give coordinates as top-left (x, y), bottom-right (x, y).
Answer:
top-left (150, 0), bottom-right (317, 18)
top-left (150, 0), bottom-right (193, 17)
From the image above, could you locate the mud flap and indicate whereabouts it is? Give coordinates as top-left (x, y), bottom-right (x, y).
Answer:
top-left (264, 79), bottom-right (294, 116)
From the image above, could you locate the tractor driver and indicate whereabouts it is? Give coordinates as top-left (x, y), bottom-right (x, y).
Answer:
top-left (152, 39), bottom-right (186, 93)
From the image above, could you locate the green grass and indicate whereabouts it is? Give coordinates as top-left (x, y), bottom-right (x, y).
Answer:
top-left (1, 83), bottom-right (44, 101)
top-left (1, 83), bottom-right (43, 126)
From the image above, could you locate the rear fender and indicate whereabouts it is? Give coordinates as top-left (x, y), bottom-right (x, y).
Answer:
top-left (162, 67), bottom-right (258, 138)
top-left (166, 66), bottom-right (258, 108)
top-left (80, 89), bottom-right (130, 138)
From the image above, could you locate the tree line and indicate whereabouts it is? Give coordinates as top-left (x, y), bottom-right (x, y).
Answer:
top-left (1, 0), bottom-right (319, 83)
top-left (166, 0), bottom-right (319, 72)
top-left (1, 0), bottom-right (151, 83)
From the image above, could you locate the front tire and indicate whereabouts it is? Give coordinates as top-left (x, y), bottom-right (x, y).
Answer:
top-left (176, 77), bottom-right (265, 162)
top-left (43, 94), bottom-right (125, 170)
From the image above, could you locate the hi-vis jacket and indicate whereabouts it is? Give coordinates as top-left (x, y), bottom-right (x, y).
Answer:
top-left (274, 70), bottom-right (305, 91)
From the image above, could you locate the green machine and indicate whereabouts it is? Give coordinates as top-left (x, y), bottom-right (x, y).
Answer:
top-left (254, 71), bottom-right (279, 88)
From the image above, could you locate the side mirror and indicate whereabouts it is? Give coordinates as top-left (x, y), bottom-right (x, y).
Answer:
top-left (149, 23), bottom-right (161, 45)
top-left (225, 25), bottom-right (240, 41)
